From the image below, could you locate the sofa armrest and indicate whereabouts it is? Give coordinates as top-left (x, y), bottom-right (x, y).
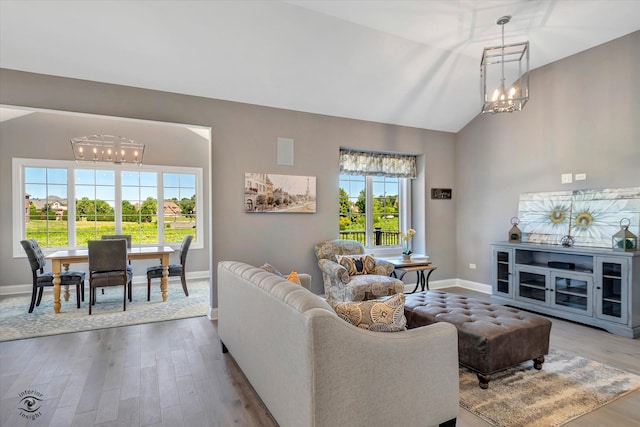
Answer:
top-left (298, 273), bottom-right (311, 290)
top-left (310, 315), bottom-right (459, 426)
top-left (318, 259), bottom-right (350, 284)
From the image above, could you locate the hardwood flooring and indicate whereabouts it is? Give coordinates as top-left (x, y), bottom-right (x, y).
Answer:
top-left (0, 287), bottom-right (638, 427)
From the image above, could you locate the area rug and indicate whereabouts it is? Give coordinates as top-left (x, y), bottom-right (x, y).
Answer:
top-left (460, 348), bottom-right (640, 427)
top-left (0, 279), bottom-right (210, 342)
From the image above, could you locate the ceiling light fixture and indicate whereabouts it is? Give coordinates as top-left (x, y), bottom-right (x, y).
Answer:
top-left (71, 134), bottom-right (144, 165)
top-left (481, 15), bottom-right (529, 114)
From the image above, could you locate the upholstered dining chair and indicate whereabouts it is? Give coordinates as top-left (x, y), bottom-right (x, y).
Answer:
top-left (88, 239), bottom-right (132, 314)
top-left (20, 239), bottom-right (85, 313)
top-left (101, 234), bottom-right (133, 272)
top-left (146, 234), bottom-right (193, 301)
top-left (314, 239), bottom-right (404, 302)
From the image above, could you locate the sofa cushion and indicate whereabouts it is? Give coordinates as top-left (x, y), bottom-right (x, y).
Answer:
top-left (335, 254), bottom-right (375, 275)
top-left (330, 293), bottom-right (407, 332)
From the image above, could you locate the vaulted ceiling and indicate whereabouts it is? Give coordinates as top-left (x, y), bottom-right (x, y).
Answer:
top-left (1, 1), bottom-right (639, 132)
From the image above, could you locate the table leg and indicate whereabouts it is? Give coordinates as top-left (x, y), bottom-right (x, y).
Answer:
top-left (52, 259), bottom-right (62, 314)
top-left (62, 263), bottom-right (70, 301)
top-left (161, 253), bottom-right (169, 302)
top-left (424, 267), bottom-right (437, 291)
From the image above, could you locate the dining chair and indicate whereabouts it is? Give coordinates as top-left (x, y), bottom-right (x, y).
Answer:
top-left (88, 239), bottom-right (132, 314)
top-left (101, 234), bottom-right (133, 271)
top-left (146, 234), bottom-right (193, 300)
top-left (101, 234), bottom-right (134, 295)
top-left (20, 239), bottom-right (85, 313)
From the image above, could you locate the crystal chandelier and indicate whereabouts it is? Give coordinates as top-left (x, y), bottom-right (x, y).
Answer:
top-left (70, 134), bottom-right (145, 165)
top-left (481, 16), bottom-right (529, 114)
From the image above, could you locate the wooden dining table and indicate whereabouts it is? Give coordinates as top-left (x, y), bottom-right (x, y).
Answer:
top-left (45, 246), bottom-right (175, 314)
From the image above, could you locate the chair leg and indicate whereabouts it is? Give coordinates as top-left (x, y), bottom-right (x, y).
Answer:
top-left (128, 282), bottom-right (132, 302)
top-left (81, 280), bottom-right (85, 302)
top-left (181, 271), bottom-right (189, 297)
top-left (123, 284), bottom-right (127, 312)
top-left (147, 277), bottom-right (151, 301)
top-left (36, 287), bottom-right (44, 307)
top-left (28, 287), bottom-right (38, 313)
top-left (76, 285), bottom-right (81, 309)
top-left (89, 286), bottom-right (93, 315)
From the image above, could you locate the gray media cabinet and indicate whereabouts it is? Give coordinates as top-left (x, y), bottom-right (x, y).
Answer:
top-left (491, 242), bottom-right (640, 338)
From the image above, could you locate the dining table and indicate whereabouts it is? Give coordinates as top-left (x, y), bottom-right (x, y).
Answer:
top-left (45, 245), bottom-right (175, 313)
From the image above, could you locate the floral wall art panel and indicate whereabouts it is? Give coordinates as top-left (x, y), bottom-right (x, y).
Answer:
top-left (570, 187), bottom-right (640, 248)
top-left (518, 191), bottom-right (573, 245)
top-left (518, 187), bottom-right (640, 248)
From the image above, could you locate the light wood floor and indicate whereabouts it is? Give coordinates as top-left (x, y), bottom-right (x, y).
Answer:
top-left (1, 287), bottom-right (638, 427)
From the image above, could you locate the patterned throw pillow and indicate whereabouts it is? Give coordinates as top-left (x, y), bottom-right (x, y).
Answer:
top-left (330, 293), bottom-right (407, 332)
top-left (335, 254), bottom-right (375, 275)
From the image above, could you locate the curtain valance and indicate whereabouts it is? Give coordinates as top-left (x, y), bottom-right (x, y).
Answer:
top-left (339, 149), bottom-right (417, 178)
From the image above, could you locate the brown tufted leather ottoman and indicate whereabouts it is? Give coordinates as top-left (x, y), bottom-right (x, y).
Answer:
top-left (404, 291), bottom-right (552, 389)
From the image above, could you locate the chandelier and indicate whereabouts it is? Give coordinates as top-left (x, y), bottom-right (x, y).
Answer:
top-left (70, 134), bottom-right (145, 165)
top-left (481, 16), bottom-right (529, 114)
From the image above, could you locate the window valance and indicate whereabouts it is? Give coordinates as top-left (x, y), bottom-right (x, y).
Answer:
top-left (339, 149), bottom-right (417, 179)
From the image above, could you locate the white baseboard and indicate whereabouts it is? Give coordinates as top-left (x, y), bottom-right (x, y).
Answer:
top-left (0, 270), bottom-right (211, 296)
top-left (403, 278), bottom-right (491, 294)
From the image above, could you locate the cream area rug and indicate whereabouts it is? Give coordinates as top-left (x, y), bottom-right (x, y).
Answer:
top-left (0, 279), bottom-right (210, 342)
top-left (460, 348), bottom-right (640, 427)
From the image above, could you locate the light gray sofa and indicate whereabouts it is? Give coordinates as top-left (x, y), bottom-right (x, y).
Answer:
top-left (217, 261), bottom-right (459, 427)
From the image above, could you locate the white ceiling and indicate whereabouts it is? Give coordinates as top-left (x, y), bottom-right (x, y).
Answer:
top-left (1, 0), bottom-right (639, 133)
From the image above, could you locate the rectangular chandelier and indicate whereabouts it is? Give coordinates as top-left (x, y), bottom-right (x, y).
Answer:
top-left (71, 135), bottom-right (145, 165)
top-left (481, 16), bottom-right (529, 114)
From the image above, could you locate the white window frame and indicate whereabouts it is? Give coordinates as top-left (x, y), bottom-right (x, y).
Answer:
top-left (340, 174), bottom-right (412, 256)
top-left (12, 157), bottom-right (204, 257)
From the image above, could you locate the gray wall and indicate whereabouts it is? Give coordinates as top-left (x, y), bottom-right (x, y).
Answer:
top-left (456, 31), bottom-right (640, 285)
top-left (0, 69), bottom-right (457, 307)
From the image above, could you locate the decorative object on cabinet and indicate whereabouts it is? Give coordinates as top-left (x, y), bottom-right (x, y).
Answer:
top-left (613, 218), bottom-right (638, 252)
top-left (560, 235), bottom-right (575, 247)
top-left (244, 173), bottom-right (316, 213)
top-left (517, 187), bottom-right (640, 248)
top-left (508, 217), bottom-right (522, 243)
top-left (491, 242), bottom-right (640, 338)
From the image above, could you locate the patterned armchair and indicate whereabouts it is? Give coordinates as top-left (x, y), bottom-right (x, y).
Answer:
top-left (314, 239), bottom-right (404, 302)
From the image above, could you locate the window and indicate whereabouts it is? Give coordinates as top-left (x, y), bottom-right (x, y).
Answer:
top-left (24, 166), bottom-right (69, 247)
top-left (338, 149), bottom-right (416, 249)
top-left (13, 158), bottom-right (203, 255)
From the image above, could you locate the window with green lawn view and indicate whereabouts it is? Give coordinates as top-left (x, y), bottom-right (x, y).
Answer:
top-left (16, 158), bottom-right (202, 251)
top-left (339, 149), bottom-right (416, 248)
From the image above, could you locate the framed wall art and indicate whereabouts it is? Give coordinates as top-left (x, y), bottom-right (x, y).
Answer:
top-left (244, 173), bottom-right (316, 213)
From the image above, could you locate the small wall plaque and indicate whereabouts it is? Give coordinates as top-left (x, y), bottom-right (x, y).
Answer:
top-left (431, 188), bottom-right (452, 199)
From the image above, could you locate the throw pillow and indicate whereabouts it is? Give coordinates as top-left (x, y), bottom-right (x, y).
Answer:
top-left (330, 293), bottom-right (407, 332)
top-left (260, 263), bottom-right (285, 277)
top-left (286, 270), bottom-right (301, 285)
top-left (335, 254), bottom-right (375, 276)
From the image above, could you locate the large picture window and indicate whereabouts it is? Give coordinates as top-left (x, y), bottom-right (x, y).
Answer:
top-left (13, 158), bottom-right (203, 255)
top-left (338, 149), bottom-right (416, 249)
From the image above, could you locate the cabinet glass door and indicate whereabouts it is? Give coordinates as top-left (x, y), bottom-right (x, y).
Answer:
top-left (596, 259), bottom-right (628, 324)
top-left (515, 268), bottom-right (548, 305)
top-left (551, 273), bottom-right (592, 315)
top-left (492, 248), bottom-right (512, 297)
